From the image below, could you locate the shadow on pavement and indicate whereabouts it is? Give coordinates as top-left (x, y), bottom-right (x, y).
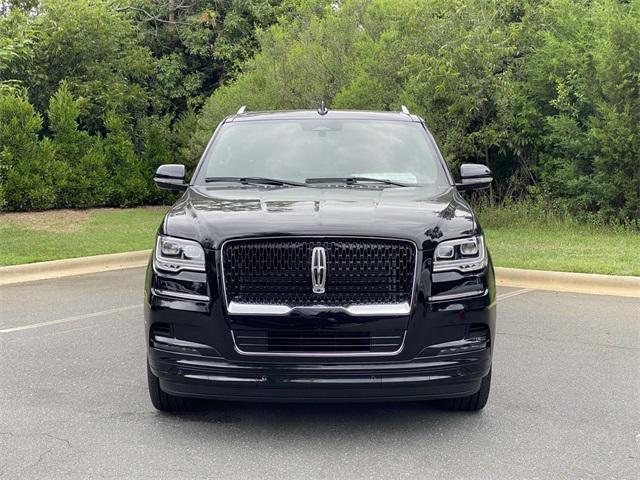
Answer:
top-left (150, 399), bottom-right (484, 436)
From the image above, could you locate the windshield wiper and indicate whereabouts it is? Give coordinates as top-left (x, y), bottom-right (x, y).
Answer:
top-left (205, 176), bottom-right (305, 187)
top-left (305, 176), bottom-right (409, 187)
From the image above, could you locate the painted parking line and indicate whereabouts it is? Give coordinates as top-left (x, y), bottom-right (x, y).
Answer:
top-left (0, 305), bottom-right (140, 334)
top-left (497, 288), bottom-right (535, 301)
top-left (1, 288), bottom-right (536, 335)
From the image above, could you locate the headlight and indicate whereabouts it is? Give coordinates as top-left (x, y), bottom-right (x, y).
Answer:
top-left (433, 235), bottom-right (487, 273)
top-left (154, 235), bottom-right (205, 273)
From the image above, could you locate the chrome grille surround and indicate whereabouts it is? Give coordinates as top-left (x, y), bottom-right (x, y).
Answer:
top-left (220, 236), bottom-right (418, 316)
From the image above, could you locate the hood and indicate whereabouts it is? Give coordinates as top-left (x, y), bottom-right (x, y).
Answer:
top-left (162, 185), bottom-right (478, 250)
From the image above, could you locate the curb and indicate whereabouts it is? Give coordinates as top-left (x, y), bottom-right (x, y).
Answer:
top-left (1, 251), bottom-right (638, 298)
top-left (0, 250), bottom-right (151, 286)
top-left (495, 267), bottom-right (640, 298)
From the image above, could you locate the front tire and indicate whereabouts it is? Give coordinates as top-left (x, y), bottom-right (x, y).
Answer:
top-left (147, 361), bottom-right (192, 412)
top-left (442, 369), bottom-right (491, 411)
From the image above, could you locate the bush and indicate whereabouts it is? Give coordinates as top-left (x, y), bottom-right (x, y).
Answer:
top-left (47, 83), bottom-right (108, 207)
top-left (102, 112), bottom-right (149, 207)
top-left (4, 139), bottom-right (61, 210)
top-left (0, 92), bottom-right (60, 210)
top-left (14, 0), bottom-right (154, 133)
top-left (136, 115), bottom-right (175, 203)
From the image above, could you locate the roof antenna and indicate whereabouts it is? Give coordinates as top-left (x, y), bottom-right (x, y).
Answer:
top-left (317, 100), bottom-right (328, 116)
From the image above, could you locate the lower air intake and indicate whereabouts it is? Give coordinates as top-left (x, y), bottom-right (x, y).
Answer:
top-left (232, 330), bottom-right (405, 355)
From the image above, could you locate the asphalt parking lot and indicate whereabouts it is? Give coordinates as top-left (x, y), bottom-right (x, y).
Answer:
top-left (1, 268), bottom-right (638, 479)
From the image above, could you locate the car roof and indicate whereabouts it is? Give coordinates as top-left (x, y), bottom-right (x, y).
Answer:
top-left (225, 109), bottom-right (422, 123)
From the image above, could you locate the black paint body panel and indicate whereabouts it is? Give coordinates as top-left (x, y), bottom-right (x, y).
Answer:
top-left (162, 185), bottom-right (478, 252)
top-left (145, 110), bottom-right (496, 402)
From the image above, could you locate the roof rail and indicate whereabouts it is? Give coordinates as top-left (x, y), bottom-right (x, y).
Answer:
top-left (236, 105), bottom-right (247, 114)
top-left (400, 105), bottom-right (410, 114)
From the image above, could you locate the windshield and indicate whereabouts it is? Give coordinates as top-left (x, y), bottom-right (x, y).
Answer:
top-left (195, 119), bottom-right (450, 186)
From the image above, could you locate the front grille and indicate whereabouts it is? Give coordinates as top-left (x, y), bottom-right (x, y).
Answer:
top-left (232, 329), bottom-right (405, 354)
top-left (222, 237), bottom-right (416, 307)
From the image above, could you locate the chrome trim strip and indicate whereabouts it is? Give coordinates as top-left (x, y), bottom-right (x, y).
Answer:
top-left (220, 236), bottom-right (419, 317)
top-left (151, 288), bottom-right (210, 302)
top-left (227, 301), bottom-right (411, 316)
top-left (152, 335), bottom-right (212, 349)
top-left (184, 374), bottom-right (266, 383)
top-left (231, 331), bottom-right (407, 357)
top-left (345, 302), bottom-right (411, 315)
top-left (227, 303), bottom-right (291, 315)
top-left (429, 289), bottom-right (487, 302)
top-left (429, 337), bottom-right (488, 349)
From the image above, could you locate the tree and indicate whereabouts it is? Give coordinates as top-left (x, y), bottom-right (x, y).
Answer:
top-left (513, 0), bottom-right (640, 222)
top-left (0, 8), bottom-right (34, 93)
top-left (6, 0), bottom-right (154, 133)
top-left (48, 83), bottom-right (108, 207)
top-left (101, 111), bottom-right (149, 207)
top-left (121, 0), bottom-right (296, 116)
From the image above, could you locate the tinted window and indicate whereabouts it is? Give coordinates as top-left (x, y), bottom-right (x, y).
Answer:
top-left (197, 119), bottom-right (449, 186)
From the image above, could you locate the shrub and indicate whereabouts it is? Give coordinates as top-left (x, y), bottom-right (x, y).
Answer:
top-left (136, 115), bottom-right (175, 203)
top-left (0, 92), bottom-right (60, 210)
top-left (102, 112), bottom-right (148, 207)
top-left (47, 83), bottom-right (108, 207)
top-left (4, 139), bottom-right (61, 210)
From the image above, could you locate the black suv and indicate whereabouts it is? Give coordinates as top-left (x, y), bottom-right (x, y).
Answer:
top-left (145, 107), bottom-right (496, 412)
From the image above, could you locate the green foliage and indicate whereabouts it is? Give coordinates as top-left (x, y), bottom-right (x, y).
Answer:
top-left (101, 111), bottom-right (148, 207)
top-left (125, 0), bottom-right (296, 114)
top-left (0, 0), bottom-right (638, 225)
top-left (191, 0), bottom-right (363, 157)
top-left (192, 0), bottom-right (640, 225)
top-left (136, 114), bottom-right (175, 203)
top-left (23, 0), bottom-right (153, 133)
top-left (0, 0), bottom-right (288, 211)
top-left (0, 9), bottom-right (34, 93)
top-left (521, 0), bottom-right (640, 224)
top-left (171, 110), bottom-right (200, 170)
top-left (48, 83), bottom-right (108, 207)
top-left (0, 92), bottom-right (59, 210)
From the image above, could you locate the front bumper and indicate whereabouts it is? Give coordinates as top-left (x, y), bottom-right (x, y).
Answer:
top-left (146, 300), bottom-right (495, 402)
top-left (149, 346), bottom-right (491, 402)
top-left (145, 250), bottom-right (496, 402)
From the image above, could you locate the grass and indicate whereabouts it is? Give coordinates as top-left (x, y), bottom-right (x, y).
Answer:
top-left (0, 205), bottom-right (638, 276)
top-left (0, 207), bottom-right (168, 266)
top-left (477, 205), bottom-right (640, 276)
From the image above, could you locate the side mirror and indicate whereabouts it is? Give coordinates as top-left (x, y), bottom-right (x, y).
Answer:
top-left (154, 164), bottom-right (187, 192)
top-left (457, 163), bottom-right (492, 191)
